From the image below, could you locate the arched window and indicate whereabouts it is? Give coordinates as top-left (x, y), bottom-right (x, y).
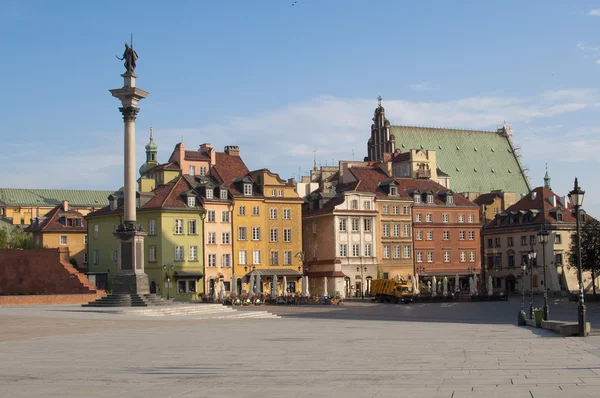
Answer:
top-left (149, 281), bottom-right (157, 294)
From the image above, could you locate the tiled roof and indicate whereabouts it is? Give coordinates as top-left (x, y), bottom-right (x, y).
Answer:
top-left (146, 162), bottom-right (180, 173)
top-left (211, 152), bottom-right (250, 196)
top-left (390, 126), bottom-right (530, 195)
top-left (0, 189), bottom-right (112, 208)
top-left (26, 203), bottom-right (86, 233)
top-left (184, 151), bottom-right (210, 161)
top-left (473, 192), bottom-right (502, 206)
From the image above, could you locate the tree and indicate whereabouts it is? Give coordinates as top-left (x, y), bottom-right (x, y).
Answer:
top-left (9, 227), bottom-right (38, 249)
top-left (568, 219), bottom-right (600, 295)
top-left (0, 230), bottom-right (8, 248)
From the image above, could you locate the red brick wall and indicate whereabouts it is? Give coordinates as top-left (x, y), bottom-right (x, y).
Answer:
top-left (0, 248), bottom-right (102, 295)
top-left (0, 293), bottom-right (106, 306)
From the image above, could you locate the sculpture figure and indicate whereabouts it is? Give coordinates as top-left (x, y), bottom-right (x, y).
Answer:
top-left (117, 43), bottom-right (138, 73)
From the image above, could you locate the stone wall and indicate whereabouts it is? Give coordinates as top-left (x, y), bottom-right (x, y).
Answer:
top-left (0, 293), bottom-right (106, 306)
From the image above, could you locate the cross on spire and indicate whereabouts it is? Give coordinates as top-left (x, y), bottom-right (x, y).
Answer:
top-left (378, 95), bottom-right (382, 107)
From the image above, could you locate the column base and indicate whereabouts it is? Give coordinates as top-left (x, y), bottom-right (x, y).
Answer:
top-left (112, 272), bottom-right (150, 295)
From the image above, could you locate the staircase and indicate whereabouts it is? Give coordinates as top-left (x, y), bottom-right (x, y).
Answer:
top-left (82, 293), bottom-right (173, 307)
top-left (80, 303), bottom-right (280, 319)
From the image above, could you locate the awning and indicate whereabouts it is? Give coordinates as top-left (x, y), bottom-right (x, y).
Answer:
top-left (174, 271), bottom-right (204, 279)
top-left (306, 271), bottom-right (346, 278)
top-left (243, 268), bottom-right (303, 279)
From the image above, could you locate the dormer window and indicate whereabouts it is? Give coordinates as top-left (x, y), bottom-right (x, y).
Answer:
top-left (556, 211), bottom-right (563, 222)
top-left (220, 189), bottom-right (228, 200)
top-left (509, 217), bottom-right (514, 225)
top-left (427, 194), bottom-right (434, 204)
top-left (446, 195), bottom-right (453, 205)
top-left (187, 196), bottom-right (196, 207)
top-left (189, 166), bottom-right (195, 176)
top-left (414, 195), bottom-right (421, 204)
top-left (199, 166), bottom-right (207, 176)
top-left (350, 200), bottom-right (358, 210)
top-left (390, 187), bottom-right (398, 196)
top-left (206, 189), bottom-right (213, 199)
top-left (364, 201), bottom-right (371, 210)
top-left (244, 183), bottom-right (252, 196)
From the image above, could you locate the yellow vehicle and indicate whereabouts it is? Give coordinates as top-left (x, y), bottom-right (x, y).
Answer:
top-left (371, 279), bottom-right (413, 304)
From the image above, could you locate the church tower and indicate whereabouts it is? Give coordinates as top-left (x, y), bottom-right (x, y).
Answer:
top-left (543, 164), bottom-right (552, 190)
top-left (366, 96), bottom-right (395, 162)
top-left (139, 126), bottom-right (159, 175)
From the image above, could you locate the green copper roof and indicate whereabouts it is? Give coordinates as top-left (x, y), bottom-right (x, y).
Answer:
top-left (0, 188), bottom-right (113, 208)
top-left (391, 126), bottom-right (531, 195)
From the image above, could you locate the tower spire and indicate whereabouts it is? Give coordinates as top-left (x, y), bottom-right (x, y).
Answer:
top-left (544, 163), bottom-right (552, 190)
top-left (313, 147), bottom-right (317, 170)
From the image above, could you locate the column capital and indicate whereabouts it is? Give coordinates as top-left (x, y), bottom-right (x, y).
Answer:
top-left (119, 106), bottom-right (140, 122)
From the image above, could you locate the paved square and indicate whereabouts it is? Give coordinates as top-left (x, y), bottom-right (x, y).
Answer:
top-left (1, 298), bottom-right (599, 397)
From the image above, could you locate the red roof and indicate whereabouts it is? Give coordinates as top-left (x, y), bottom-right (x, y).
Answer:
top-left (211, 152), bottom-right (250, 196)
top-left (184, 151), bottom-right (210, 161)
top-left (26, 203), bottom-right (86, 233)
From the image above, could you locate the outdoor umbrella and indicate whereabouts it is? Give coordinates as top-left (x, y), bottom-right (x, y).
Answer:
top-left (231, 274), bottom-right (237, 296)
top-left (488, 276), bottom-right (493, 296)
top-left (443, 277), bottom-right (448, 296)
top-left (304, 276), bottom-right (310, 297)
top-left (469, 276), bottom-right (474, 295)
top-left (473, 273), bottom-right (478, 295)
top-left (282, 275), bottom-right (288, 296)
top-left (414, 273), bottom-right (420, 294)
top-left (248, 274), bottom-right (255, 297)
top-left (323, 276), bottom-right (328, 297)
top-left (432, 276), bottom-right (437, 296)
top-left (271, 274), bottom-right (278, 299)
top-left (255, 274), bottom-right (262, 296)
top-left (455, 274), bottom-right (460, 293)
top-left (212, 280), bottom-right (218, 302)
top-left (218, 280), bottom-right (225, 302)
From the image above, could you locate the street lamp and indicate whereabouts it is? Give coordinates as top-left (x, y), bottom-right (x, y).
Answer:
top-left (357, 266), bottom-right (367, 299)
top-left (537, 225), bottom-right (550, 320)
top-left (163, 263), bottom-right (175, 300)
top-left (568, 178), bottom-right (587, 337)
top-left (527, 244), bottom-right (537, 319)
top-left (518, 261), bottom-right (527, 325)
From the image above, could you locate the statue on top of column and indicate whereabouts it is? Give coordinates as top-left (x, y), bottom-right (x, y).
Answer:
top-left (116, 42), bottom-right (138, 74)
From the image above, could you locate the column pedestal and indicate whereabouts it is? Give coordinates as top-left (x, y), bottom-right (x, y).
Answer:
top-left (112, 227), bottom-right (149, 295)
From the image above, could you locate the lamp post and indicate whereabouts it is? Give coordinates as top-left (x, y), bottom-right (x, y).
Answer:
top-left (527, 244), bottom-right (537, 319)
top-left (537, 225), bottom-right (550, 320)
top-left (163, 264), bottom-right (175, 300)
top-left (357, 266), bottom-right (367, 299)
top-left (568, 178), bottom-right (587, 337)
top-left (518, 261), bottom-right (527, 325)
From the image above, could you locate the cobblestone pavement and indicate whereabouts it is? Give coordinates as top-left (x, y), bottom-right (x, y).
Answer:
top-left (0, 299), bottom-right (599, 397)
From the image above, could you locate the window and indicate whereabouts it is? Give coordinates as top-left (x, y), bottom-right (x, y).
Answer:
top-left (199, 166), bottom-right (206, 176)
top-left (270, 251), bottom-right (279, 265)
top-left (447, 195), bottom-right (454, 205)
top-left (271, 189), bottom-right (277, 197)
top-left (487, 238), bottom-right (493, 248)
top-left (416, 214), bottom-right (422, 222)
top-left (283, 208), bottom-right (291, 220)
top-left (208, 254), bottom-right (217, 267)
top-left (59, 235), bottom-right (67, 245)
top-left (188, 219), bottom-right (197, 235)
top-left (555, 252), bottom-right (563, 265)
top-left (238, 206), bottom-right (246, 216)
top-left (404, 224), bottom-right (410, 237)
top-left (442, 214), bottom-right (449, 223)
top-left (383, 224), bottom-right (390, 237)
top-left (175, 246), bottom-right (184, 261)
top-left (390, 187), bottom-right (398, 196)
top-left (283, 228), bottom-right (291, 242)
top-left (494, 255), bottom-right (502, 268)
top-left (352, 244), bottom-right (360, 257)
top-left (282, 250), bottom-right (291, 265)
top-left (94, 224), bottom-right (99, 239)
top-left (404, 245), bottom-right (411, 258)
top-left (351, 218), bottom-right (359, 232)
top-left (189, 246), bottom-right (198, 261)
top-left (339, 244), bottom-right (348, 257)
top-left (270, 208), bottom-right (278, 220)
top-left (207, 232), bottom-right (216, 244)
top-left (252, 206), bottom-right (260, 216)
top-left (459, 231), bottom-right (466, 240)
top-left (394, 245), bottom-right (401, 258)
top-left (149, 220), bottom-right (156, 235)
top-left (252, 227), bottom-right (261, 241)
top-left (178, 280), bottom-right (196, 294)
top-left (393, 224), bottom-right (400, 237)
top-left (253, 250), bottom-right (261, 265)
top-left (220, 189), bottom-right (228, 200)
top-left (222, 232), bottom-right (230, 244)
top-left (207, 210), bottom-right (215, 223)
top-left (222, 254), bottom-right (231, 267)
top-left (382, 205), bottom-right (389, 215)
top-left (393, 205), bottom-right (400, 215)
top-left (469, 231), bottom-right (475, 240)
top-left (187, 196), bottom-right (196, 207)
top-left (84, 235), bottom-right (88, 245)
top-left (444, 252), bottom-right (450, 262)
top-left (443, 230), bottom-right (450, 240)
top-left (364, 218), bottom-right (372, 232)
top-left (460, 251), bottom-right (466, 262)
top-left (364, 244), bottom-right (372, 257)
top-left (383, 246), bottom-right (390, 259)
top-left (414, 195), bottom-right (421, 204)
top-left (529, 235), bottom-right (535, 245)
top-left (83, 253), bottom-right (88, 264)
top-left (521, 236), bottom-right (527, 245)
top-left (458, 214), bottom-right (465, 223)
top-left (427, 252), bottom-right (433, 262)
top-left (93, 249), bottom-right (99, 265)
top-left (270, 228), bottom-right (278, 242)
top-left (149, 245), bottom-right (157, 262)
top-left (495, 238), bottom-right (501, 247)
top-left (508, 254), bottom-right (515, 267)
top-left (339, 218), bottom-right (347, 232)
top-left (427, 194), bottom-right (434, 204)
top-left (112, 250), bottom-right (117, 262)
top-left (278, 189), bottom-right (284, 197)
top-left (239, 250), bottom-right (247, 265)
top-left (427, 230), bottom-right (433, 240)
top-left (206, 189), bottom-right (213, 199)
top-left (468, 214), bottom-right (474, 223)
top-left (175, 219), bottom-right (184, 234)
top-left (222, 211), bottom-right (230, 223)
top-left (351, 200), bottom-right (358, 209)
top-left (556, 212), bottom-right (563, 222)
top-left (403, 206), bottom-right (410, 215)
top-left (189, 166), bottom-right (195, 175)
top-left (417, 252), bottom-right (423, 262)
top-left (426, 214), bottom-right (432, 222)
top-left (416, 230), bottom-right (423, 240)
top-left (555, 234), bottom-right (562, 244)
top-left (244, 183), bottom-right (252, 196)
top-left (364, 201), bottom-right (371, 210)
top-left (508, 237), bottom-right (514, 246)
top-left (238, 227), bottom-right (247, 241)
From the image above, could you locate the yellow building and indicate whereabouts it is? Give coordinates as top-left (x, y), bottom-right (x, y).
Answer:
top-left (26, 200), bottom-right (88, 268)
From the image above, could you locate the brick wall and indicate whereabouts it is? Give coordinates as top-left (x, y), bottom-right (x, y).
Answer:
top-left (0, 248), bottom-right (104, 295)
top-left (0, 293), bottom-right (106, 306)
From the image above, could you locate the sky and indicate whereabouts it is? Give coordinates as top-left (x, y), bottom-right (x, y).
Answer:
top-left (1, 1), bottom-right (599, 215)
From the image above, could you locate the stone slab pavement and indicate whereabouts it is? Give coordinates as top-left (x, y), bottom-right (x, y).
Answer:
top-left (0, 300), bottom-right (599, 397)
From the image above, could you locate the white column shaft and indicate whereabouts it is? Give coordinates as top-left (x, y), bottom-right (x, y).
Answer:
top-left (124, 118), bottom-right (136, 223)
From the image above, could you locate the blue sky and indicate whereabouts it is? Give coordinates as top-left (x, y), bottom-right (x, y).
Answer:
top-left (1, 1), bottom-right (600, 215)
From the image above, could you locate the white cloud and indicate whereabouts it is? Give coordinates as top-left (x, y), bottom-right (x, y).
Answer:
top-left (596, 59), bottom-right (600, 65)
top-left (409, 82), bottom-right (437, 91)
top-left (588, 9), bottom-right (600, 16)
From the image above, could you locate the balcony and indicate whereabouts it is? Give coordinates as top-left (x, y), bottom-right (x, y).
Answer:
top-left (416, 169), bottom-right (431, 179)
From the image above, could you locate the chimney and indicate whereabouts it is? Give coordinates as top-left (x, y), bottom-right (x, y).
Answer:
top-left (559, 196), bottom-right (568, 208)
top-left (199, 143), bottom-right (211, 153)
top-left (531, 192), bottom-right (537, 200)
top-left (62, 200), bottom-right (69, 211)
top-left (224, 145), bottom-right (240, 156)
top-left (549, 196), bottom-right (557, 207)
